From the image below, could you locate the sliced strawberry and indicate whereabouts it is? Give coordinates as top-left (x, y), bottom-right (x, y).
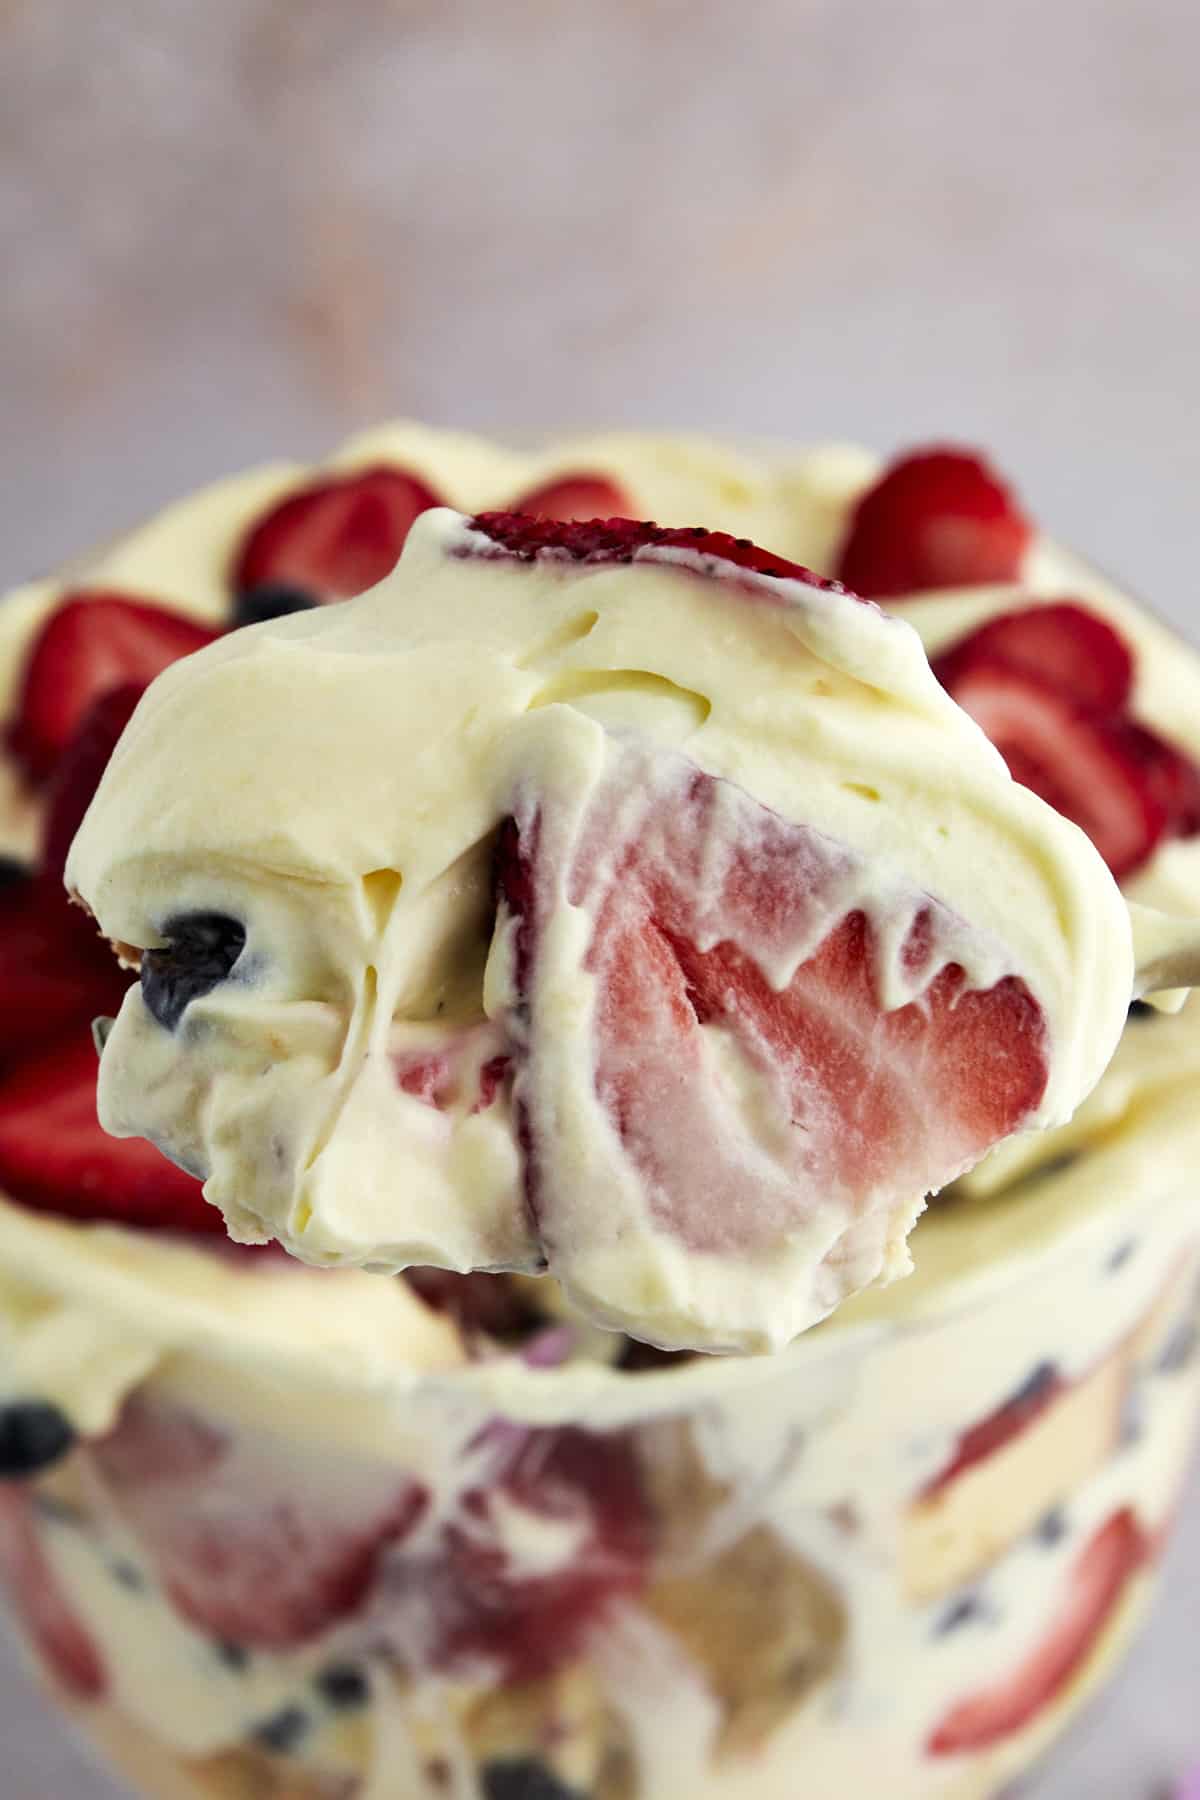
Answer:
top-left (934, 653), bottom-right (1168, 878)
top-left (494, 740), bottom-right (1048, 1343)
top-left (512, 474), bottom-right (633, 522)
top-left (92, 1393), bottom-right (427, 1651)
top-left (0, 1484), bottom-right (106, 1699)
top-left (0, 877), bottom-right (128, 1074)
top-left (836, 448), bottom-right (1032, 597)
top-left (232, 466), bottom-right (443, 604)
top-left (927, 1508), bottom-right (1146, 1755)
top-left (375, 1423), bottom-right (648, 1682)
top-left (921, 1363), bottom-right (1065, 1498)
top-left (934, 603), bottom-right (1134, 711)
top-left (0, 1036), bottom-right (221, 1232)
top-left (1124, 721), bottom-right (1200, 839)
top-left (41, 682), bottom-right (145, 882)
top-left (470, 511), bottom-right (843, 590)
top-left (7, 594), bottom-right (216, 782)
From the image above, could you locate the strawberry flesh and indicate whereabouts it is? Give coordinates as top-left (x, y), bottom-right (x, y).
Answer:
top-left (934, 603), bottom-right (1134, 711)
top-left (511, 474), bottom-right (633, 522)
top-left (470, 511), bottom-right (844, 590)
top-left (495, 743), bottom-right (1048, 1330)
top-left (0, 1036), bottom-right (222, 1232)
top-left (927, 1508), bottom-right (1147, 1754)
top-left (935, 648), bottom-right (1176, 879)
top-left (0, 1484), bottom-right (106, 1699)
top-left (41, 682), bottom-right (146, 883)
top-left (921, 1363), bottom-right (1065, 1498)
top-left (232, 466), bottom-right (443, 603)
top-left (836, 448), bottom-right (1031, 597)
top-left (0, 877), bottom-right (128, 1075)
top-left (7, 594), bottom-right (215, 782)
top-left (93, 1394), bottom-right (427, 1651)
top-left (374, 1423), bottom-right (648, 1681)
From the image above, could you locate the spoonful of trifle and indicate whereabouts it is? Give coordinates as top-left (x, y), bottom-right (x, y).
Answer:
top-left (66, 506), bottom-right (1179, 1352)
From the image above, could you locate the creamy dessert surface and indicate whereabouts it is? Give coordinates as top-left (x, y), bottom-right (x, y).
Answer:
top-left (2, 425), bottom-right (1200, 1800)
top-left (0, 421), bottom-right (1190, 1405)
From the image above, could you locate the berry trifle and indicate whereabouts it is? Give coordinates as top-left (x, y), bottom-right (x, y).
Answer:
top-left (0, 427), bottom-right (1198, 1800)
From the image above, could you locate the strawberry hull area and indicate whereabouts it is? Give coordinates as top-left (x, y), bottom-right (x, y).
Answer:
top-left (1, 1156), bottom-right (1198, 1800)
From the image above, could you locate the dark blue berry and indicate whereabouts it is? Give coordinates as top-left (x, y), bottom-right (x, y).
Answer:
top-left (1157, 1318), bottom-right (1199, 1374)
top-left (141, 912), bottom-right (246, 1030)
top-left (933, 1592), bottom-right (987, 1636)
top-left (1009, 1361), bottom-right (1059, 1408)
top-left (1035, 1507), bottom-right (1068, 1546)
top-left (481, 1759), bottom-right (584, 1800)
top-left (252, 1705), bottom-right (309, 1755)
top-left (0, 855), bottom-right (31, 889)
top-left (1106, 1238), bottom-right (1137, 1274)
top-left (0, 1401), bottom-right (76, 1478)
top-left (232, 584), bottom-right (319, 629)
top-left (316, 1662), bottom-right (369, 1710)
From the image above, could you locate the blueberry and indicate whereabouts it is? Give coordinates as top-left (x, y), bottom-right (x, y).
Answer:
top-left (1157, 1318), bottom-right (1199, 1375)
top-left (1107, 1238), bottom-right (1137, 1274)
top-left (933, 1592), bottom-right (987, 1636)
top-left (315, 1662), bottom-right (369, 1710)
top-left (232, 584), bottom-right (319, 629)
top-left (0, 1401), bottom-right (76, 1478)
top-left (141, 912), bottom-right (246, 1031)
top-left (1035, 1506), bottom-right (1068, 1546)
top-left (0, 855), bottom-right (31, 889)
top-left (1008, 1361), bottom-right (1059, 1407)
top-left (252, 1705), bottom-right (309, 1755)
top-left (481, 1762), bottom-right (584, 1800)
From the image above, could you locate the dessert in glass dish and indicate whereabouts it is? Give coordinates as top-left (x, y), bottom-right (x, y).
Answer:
top-left (1, 426), bottom-right (1199, 1799)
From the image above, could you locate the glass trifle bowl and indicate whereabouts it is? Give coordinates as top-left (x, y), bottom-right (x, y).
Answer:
top-left (2, 425), bottom-right (1199, 1800)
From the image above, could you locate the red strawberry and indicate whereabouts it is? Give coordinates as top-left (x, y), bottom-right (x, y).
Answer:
top-left (921, 1363), bottom-right (1064, 1498)
top-left (512, 474), bottom-right (633, 522)
top-left (927, 1508), bottom-right (1146, 1754)
top-left (0, 878), bottom-right (128, 1073)
top-left (0, 1485), bottom-right (106, 1699)
top-left (934, 654), bottom-right (1168, 878)
top-left (836, 448), bottom-right (1032, 597)
top-left (41, 682), bottom-right (145, 882)
top-left (375, 1423), bottom-right (648, 1682)
top-left (92, 1393), bottom-right (427, 1651)
top-left (8, 594), bottom-right (216, 782)
top-left (0, 1036), bottom-right (222, 1232)
top-left (470, 511), bottom-right (841, 590)
top-left (934, 603), bottom-right (1134, 711)
top-left (232, 466), bottom-right (443, 604)
top-left (494, 740), bottom-right (1048, 1342)
top-left (1125, 721), bottom-right (1200, 839)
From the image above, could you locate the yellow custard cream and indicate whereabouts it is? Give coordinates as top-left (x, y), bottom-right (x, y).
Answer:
top-left (1, 426), bottom-right (1199, 1800)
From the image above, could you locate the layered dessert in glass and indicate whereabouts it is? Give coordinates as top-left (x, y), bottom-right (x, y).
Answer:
top-left (1, 427), bottom-right (1198, 1800)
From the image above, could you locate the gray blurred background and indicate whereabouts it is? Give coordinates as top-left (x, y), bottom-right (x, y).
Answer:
top-left (2, 1), bottom-right (1199, 1794)
top-left (2, 0), bottom-right (1199, 620)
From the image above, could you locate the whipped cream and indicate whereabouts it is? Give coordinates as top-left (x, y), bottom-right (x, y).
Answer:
top-left (67, 505), bottom-right (1134, 1350)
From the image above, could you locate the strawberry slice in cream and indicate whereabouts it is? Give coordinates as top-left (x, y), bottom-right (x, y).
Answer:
top-left (67, 509), bottom-right (1139, 1350)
